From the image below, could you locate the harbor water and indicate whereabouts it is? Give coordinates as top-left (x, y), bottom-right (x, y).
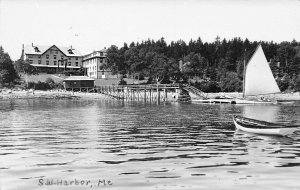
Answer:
top-left (1, 99), bottom-right (300, 190)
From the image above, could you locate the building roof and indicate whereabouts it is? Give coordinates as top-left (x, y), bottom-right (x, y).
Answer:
top-left (99, 48), bottom-right (107, 53)
top-left (63, 76), bottom-right (95, 81)
top-left (83, 48), bottom-right (107, 57)
top-left (24, 44), bottom-right (82, 57)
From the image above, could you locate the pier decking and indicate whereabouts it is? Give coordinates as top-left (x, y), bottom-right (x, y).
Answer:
top-left (65, 83), bottom-right (206, 102)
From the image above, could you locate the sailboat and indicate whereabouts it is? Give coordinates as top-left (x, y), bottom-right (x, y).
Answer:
top-left (192, 44), bottom-right (280, 104)
top-left (234, 44), bottom-right (280, 104)
top-left (231, 45), bottom-right (300, 135)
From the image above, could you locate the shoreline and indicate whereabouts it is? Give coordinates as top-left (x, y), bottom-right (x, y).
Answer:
top-left (191, 92), bottom-right (300, 101)
top-left (0, 89), bottom-right (107, 100)
top-left (1, 89), bottom-right (300, 101)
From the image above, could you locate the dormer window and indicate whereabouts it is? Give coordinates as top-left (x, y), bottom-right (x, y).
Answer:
top-left (68, 49), bottom-right (74, 54)
top-left (34, 47), bottom-right (40, 52)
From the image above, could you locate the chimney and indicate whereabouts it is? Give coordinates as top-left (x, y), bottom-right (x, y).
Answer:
top-left (21, 44), bottom-right (25, 60)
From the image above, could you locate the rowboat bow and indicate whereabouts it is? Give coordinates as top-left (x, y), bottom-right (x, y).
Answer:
top-left (233, 115), bottom-right (299, 136)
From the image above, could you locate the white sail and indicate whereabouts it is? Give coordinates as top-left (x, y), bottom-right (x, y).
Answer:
top-left (244, 45), bottom-right (280, 96)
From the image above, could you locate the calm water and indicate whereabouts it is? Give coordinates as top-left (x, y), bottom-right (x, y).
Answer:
top-left (1, 99), bottom-right (300, 190)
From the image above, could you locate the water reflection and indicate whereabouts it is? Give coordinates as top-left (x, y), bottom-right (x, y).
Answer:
top-left (242, 105), bottom-right (279, 122)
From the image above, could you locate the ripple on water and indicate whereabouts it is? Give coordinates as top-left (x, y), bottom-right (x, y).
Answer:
top-left (1, 99), bottom-right (300, 189)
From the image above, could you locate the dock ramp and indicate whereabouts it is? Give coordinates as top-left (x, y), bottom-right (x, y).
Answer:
top-left (182, 84), bottom-right (207, 99)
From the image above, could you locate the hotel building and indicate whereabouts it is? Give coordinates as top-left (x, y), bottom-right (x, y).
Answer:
top-left (22, 44), bottom-right (83, 73)
top-left (83, 48), bottom-right (112, 79)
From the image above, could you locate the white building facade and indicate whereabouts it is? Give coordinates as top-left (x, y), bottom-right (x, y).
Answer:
top-left (23, 44), bottom-right (83, 73)
top-left (83, 48), bottom-right (112, 79)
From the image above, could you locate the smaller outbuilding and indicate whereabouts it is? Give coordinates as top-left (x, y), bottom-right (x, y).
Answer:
top-left (63, 76), bottom-right (95, 91)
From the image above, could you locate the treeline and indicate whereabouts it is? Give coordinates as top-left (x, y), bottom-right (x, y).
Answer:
top-left (106, 37), bottom-right (300, 92)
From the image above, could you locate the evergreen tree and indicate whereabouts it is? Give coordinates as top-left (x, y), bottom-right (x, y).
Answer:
top-left (105, 37), bottom-right (300, 92)
top-left (0, 46), bottom-right (19, 86)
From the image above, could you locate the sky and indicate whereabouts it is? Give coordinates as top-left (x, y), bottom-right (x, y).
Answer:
top-left (0, 0), bottom-right (300, 60)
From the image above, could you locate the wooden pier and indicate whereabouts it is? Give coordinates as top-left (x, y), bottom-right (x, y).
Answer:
top-left (65, 83), bottom-right (207, 102)
top-left (97, 84), bottom-right (179, 103)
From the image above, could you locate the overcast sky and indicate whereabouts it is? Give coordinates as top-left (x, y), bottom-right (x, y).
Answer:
top-left (0, 0), bottom-right (300, 60)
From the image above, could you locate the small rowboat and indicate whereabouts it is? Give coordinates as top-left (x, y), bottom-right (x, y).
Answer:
top-left (233, 115), bottom-right (299, 136)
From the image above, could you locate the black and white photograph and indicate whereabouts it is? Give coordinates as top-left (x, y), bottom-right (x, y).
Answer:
top-left (1, 0), bottom-right (300, 189)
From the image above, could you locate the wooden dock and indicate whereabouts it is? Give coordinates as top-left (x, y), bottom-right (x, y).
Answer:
top-left (65, 83), bottom-right (207, 102)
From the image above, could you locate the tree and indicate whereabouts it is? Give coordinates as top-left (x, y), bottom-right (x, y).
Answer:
top-left (294, 74), bottom-right (300, 92)
top-left (0, 47), bottom-right (19, 86)
top-left (124, 47), bottom-right (142, 83)
top-left (149, 53), bottom-right (169, 83)
top-left (106, 45), bottom-right (121, 74)
top-left (0, 70), bottom-right (10, 85)
top-left (14, 58), bottom-right (38, 87)
top-left (219, 72), bottom-right (242, 92)
top-left (182, 52), bottom-right (207, 81)
top-left (167, 58), bottom-right (182, 82)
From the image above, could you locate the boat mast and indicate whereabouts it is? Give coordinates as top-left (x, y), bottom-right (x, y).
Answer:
top-left (242, 48), bottom-right (246, 98)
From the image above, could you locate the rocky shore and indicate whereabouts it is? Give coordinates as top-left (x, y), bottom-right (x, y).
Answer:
top-left (0, 89), bottom-right (107, 100)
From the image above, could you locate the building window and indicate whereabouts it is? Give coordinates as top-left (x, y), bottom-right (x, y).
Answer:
top-left (76, 57), bottom-right (78, 60)
top-left (100, 59), bottom-right (103, 63)
top-left (28, 55), bottom-right (33, 58)
top-left (61, 55), bottom-right (64, 59)
top-left (46, 60), bottom-right (49, 65)
top-left (69, 57), bottom-right (71, 60)
top-left (76, 62), bottom-right (78, 66)
top-left (100, 52), bottom-right (103, 56)
top-left (68, 62), bottom-right (71, 66)
top-left (46, 54), bottom-right (49, 59)
top-left (29, 59), bottom-right (33, 64)
top-left (54, 61), bottom-right (57, 65)
top-left (38, 60), bottom-right (41, 64)
top-left (54, 55), bottom-right (56, 59)
top-left (55, 50), bottom-right (58, 54)
top-left (38, 55), bottom-right (41, 58)
top-left (61, 62), bottom-right (64, 66)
